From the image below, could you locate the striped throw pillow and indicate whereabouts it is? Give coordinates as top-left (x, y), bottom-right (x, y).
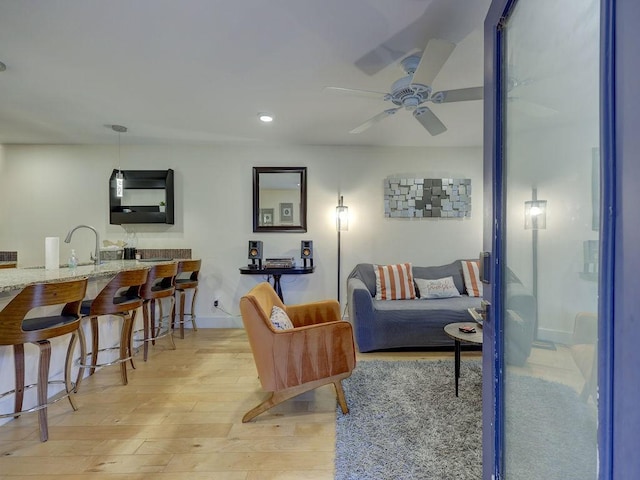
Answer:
top-left (374, 263), bottom-right (416, 300)
top-left (461, 260), bottom-right (483, 297)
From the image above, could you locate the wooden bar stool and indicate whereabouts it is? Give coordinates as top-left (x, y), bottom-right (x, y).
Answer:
top-left (139, 262), bottom-right (178, 361)
top-left (0, 278), bottom-right (88, 442)
top-left (78, 268), bottom-right (148, 386)
top-left (172, 259), bottom-right (201, 339)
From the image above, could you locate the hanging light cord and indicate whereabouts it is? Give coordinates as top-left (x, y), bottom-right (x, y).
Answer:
top-left (111, 125), bottom-right (127, 198)
top-left (111, 124), bottom-right (127, 172)
top-left (117, 131), bottom-right (121, 173)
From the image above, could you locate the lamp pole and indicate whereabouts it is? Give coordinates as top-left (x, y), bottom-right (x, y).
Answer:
top-left (528, 187), bottom-right (553, 349)
top-left (337, 225), bottom-right (342, 302)
top-left (336, 195), bottom-right (348, 303)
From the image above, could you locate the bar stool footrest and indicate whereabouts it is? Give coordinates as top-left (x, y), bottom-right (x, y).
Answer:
top-left (0, 380), bottom-right (78, 418)
top-left (77, 348), bottom-right (134, 369)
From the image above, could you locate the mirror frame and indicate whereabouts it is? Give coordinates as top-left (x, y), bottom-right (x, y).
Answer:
top-left (253, 166), bottom-right (307, 233)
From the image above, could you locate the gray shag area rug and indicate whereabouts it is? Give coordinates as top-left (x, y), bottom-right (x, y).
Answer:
top-left (335, 360), bottom-right (597, 480)
top-left (335, 360), bottom-right (483, 480)
top-left (503, 374), bottom-right (597, 480)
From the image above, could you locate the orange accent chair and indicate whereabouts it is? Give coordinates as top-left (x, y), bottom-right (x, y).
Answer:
top-left (239, 282), bottom-right (356, 422)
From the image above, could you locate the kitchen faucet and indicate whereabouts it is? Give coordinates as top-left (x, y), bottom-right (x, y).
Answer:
top-left (64, 224), bottom-right (100, 265)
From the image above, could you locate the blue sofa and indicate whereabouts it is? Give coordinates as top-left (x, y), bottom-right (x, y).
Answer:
top-left (347, 260), bottom-right (535, 365)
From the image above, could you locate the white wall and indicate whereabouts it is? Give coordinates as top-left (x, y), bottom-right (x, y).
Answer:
top-left (0, 144), bottom-right (483, 325)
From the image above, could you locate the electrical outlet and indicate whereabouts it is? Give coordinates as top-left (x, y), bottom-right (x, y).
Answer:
top-left (213, 299), bottom-right (219, 308)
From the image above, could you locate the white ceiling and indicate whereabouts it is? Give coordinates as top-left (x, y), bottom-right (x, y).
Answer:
top-left (0, 0), bottom-right (490, 147)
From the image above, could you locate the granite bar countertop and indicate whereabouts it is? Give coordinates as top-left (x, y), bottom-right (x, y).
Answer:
top-left (0, 259), bottom-right (176, 293)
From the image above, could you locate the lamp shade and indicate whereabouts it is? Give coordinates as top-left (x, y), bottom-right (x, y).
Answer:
top-left (525, 199), bottom-right (547, 230)
top-left (115, 171), bottom-right (124, 198)
top-left (336, 196), bottom-right (349, 231)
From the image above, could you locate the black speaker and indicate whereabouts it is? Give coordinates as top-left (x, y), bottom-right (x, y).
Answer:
top-left (248, 240), bottom-right (263, 268)
top-left (301, 240), bottom-right (313, 267)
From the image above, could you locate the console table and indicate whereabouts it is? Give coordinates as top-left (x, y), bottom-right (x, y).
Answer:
top-left (239, 266), bottom-right (315, 302)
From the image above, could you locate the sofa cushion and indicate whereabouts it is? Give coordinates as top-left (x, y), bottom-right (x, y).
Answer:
top-left (374, 263), bottom-right (416, 300)
top-left (415, 276), bottom-right (461, 299)
top-left (412, 260), bottom-right (466, 294)
top-left (461, 260), bottom-right (483, 297)
top-left (270, 305), bottom-right (294, 330)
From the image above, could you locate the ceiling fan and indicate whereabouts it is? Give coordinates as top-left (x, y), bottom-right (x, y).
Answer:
top-left (326, 39), bottom-right (483, 136)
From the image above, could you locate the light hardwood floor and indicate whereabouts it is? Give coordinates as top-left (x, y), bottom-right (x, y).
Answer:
top-left (0, 328), bottom-right (582, 479)
top-left (0, 328), bottom-right (473, 479)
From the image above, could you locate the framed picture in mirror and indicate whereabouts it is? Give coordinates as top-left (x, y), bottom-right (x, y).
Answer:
top-left (261, 208), bottom-right (274, 226)
top-left (280, 203), bottom-right (293, 222)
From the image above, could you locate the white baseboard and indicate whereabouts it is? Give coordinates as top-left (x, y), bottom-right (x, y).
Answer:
top-left (194, 315), bottom-right (243, 328)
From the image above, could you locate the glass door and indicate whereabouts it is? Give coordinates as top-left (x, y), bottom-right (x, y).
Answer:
top-left (499, 0), bottom-right (600, 478)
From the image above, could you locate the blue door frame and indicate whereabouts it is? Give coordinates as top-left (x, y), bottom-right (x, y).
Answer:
top-left (482, 0), bottom-right (629, 478)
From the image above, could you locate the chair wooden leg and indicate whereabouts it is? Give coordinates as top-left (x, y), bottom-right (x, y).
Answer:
top-left (242, 373), bottom-right (351, 423)
top-left (119, 313), bottom-right (134, 385)
top-left (89, 316), bottom-right (99, 376)
top-left (36, 340), bottom-right (52, 442)
top-left (65, 330), bottom-right (82, 411)
top-left (13, 344), bottom-right (25, 418)
top-left (190, 287), bottom-right (199, 332)
top-left (242, 391), bottom-right (289, 423)
top-left (74, 326), bottom-right (87, 393)
top-left (170, 294), bottom-right (176, 331)
top-left (165, 297), bottom-right (176, 350)
top-left (334, 380), bottom-right (349, 414)
top-left (143, 300), bottom-right (150, 362)
top-left (128, 309), bottom-right (138, 370)
top-left (178, 290), bottom-right (186, 339)
top-left (150, 299), bottom-right (157, 346)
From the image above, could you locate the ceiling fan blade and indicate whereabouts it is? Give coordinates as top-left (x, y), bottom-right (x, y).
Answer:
top-left (413, 106), bottom-right (447, 136)
top-left (349, 108), bottom-right (401, 134)
top-left (434, 86), bottom-right (483, 103)
top-left (411, 39), bottom-right (456, 87)
top-left (354, 0), bottom-right (488, 75)
top-left (323, 86), bottom-right (387, 100)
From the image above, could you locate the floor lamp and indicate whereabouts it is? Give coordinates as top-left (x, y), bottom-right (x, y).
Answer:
top-left (525, 188), bottom-right (554, 349)
top-left (336, 195), bottom-right (348, 302)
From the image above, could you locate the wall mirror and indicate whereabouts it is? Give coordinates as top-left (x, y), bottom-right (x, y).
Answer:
top-left (253, 167), bottom-right (307, 232)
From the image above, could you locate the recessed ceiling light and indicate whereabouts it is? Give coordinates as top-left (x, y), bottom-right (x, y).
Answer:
top-left (258, 113), bottom-right (274, 123)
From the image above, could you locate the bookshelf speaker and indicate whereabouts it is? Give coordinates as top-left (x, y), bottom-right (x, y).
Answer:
top-left (301, 240), bottom-right (313, 259)
top-left (248, 240), bottom-right (263, 260)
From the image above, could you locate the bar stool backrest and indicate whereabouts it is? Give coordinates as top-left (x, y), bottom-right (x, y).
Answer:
top-left (0, 278), bottom-right (89, 344)
top-left (88, 269), bottom-right (149, 316)
top-left (141, 263), bottom-right (178, 300)
top-left (176, 259), bottom-right (201, 286)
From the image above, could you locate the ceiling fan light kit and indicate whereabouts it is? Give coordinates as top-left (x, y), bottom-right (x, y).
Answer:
top-left (329, 38), bottom-right (483, 136)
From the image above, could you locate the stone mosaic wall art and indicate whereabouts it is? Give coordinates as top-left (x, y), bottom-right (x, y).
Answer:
top-left (384, 177), bottom-right (472, 218)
